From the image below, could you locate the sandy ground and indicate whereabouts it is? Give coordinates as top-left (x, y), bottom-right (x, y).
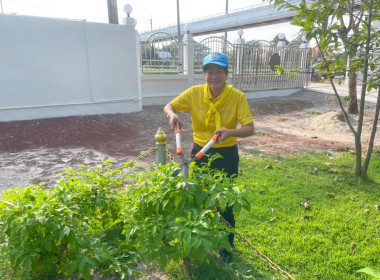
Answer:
top-left (1, 89), bottom-right (379, 192)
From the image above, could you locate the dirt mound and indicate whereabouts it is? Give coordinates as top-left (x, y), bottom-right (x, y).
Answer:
top-left (308, 111), bottom-right (378, 142)
top-left (310, 111), bottom-right (355, 134)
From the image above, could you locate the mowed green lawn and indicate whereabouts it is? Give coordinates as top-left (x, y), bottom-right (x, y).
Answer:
top-left (167, 149), bottom-right (380, 280)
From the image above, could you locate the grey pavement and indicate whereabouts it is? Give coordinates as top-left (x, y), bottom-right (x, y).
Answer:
top-left (245, 88), bottom-right (302, 99)
top-left (246, 82), bottom-right (378, 103)
top-left (306, 82), bottom-right (379, 104)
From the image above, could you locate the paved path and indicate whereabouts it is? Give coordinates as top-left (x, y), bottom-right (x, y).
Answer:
top-left (307, 82), bottom-right (379, 104)
top-left (246, 82), bottom-right (378, 103)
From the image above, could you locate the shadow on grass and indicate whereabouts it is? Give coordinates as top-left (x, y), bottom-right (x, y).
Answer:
top-left (164, 251), bottom-right (271, 280)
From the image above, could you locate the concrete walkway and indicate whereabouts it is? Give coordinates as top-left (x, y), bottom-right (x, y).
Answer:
top-left (306, 82), bottom-right (379, 104)
top-left (245, 82), bottom-right (379, 103)
top-left (245, 88), bottom-right (302, 99)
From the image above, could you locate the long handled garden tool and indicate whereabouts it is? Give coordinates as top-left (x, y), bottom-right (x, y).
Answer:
top-left (173, 121), bottom-right (224, 179)
top-left (174, 122), bottom-right (189, 179)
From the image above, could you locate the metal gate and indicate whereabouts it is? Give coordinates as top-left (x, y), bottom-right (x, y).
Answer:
top-left (230, 41), bottom-right (312, 91)
top-left (195, 36), bottom-right (235, 74)
top-left (140, 32), bottom-right (182, 74)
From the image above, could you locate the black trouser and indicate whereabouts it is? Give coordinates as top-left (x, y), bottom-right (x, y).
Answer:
top-left (191, 143), bottom-right (239, 246)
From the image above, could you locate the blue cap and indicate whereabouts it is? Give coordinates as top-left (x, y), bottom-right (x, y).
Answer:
top-left (202, 52), bottom-right (228, 70)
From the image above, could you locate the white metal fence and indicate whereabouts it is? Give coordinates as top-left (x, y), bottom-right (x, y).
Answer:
top-left (140, 33), bottom-right (312, 92)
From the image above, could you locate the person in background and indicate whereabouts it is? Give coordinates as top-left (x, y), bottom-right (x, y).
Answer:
top-left (163, 52), bottom-right (254, 261)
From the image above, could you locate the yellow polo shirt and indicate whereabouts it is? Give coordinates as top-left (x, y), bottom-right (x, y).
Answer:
top-left (171, 83), bottom-right (253, 148)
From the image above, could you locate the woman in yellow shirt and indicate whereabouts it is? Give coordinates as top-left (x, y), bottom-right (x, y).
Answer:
top-left (163, 52), bottom-right (254, 261)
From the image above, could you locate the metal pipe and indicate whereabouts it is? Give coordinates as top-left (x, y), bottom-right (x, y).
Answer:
top-left (176, 0), bottom-right (181, 43)
top-left (107, 0), bottom-right (119, 24)
top-left (224, 0), bottom-right (228, 40)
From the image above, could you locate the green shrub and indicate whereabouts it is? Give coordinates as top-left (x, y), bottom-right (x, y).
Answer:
top-left (0, 161), bottom-right (137, 279)
top-left (0, 158), bottom-right (251, 279)
top-left (122, 157), bottom-right (252, 267)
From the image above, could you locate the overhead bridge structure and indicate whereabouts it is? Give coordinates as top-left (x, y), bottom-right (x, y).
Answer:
top-left (139, 0), bottom-right (310, 41)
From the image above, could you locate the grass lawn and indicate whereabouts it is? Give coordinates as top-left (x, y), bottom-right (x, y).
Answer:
top-left (165, 149), bottom-right (380, 280)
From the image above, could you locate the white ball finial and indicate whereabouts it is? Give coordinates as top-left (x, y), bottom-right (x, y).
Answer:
top-left (124, 4), bottom-right (133, 17)
top-left (184, 23), bottom-right (192, 34)
top-left (278, 33), bottom-right (286, 40)
top-left (237, 29), bottom-right (244, 38)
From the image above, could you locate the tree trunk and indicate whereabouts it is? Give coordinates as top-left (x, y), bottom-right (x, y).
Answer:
top-left (362, 88), bottom-right (380, 176)
top-left (354, 134), bottom-right (362, 176)
top-left (348, 71), bottom-right (359, 114)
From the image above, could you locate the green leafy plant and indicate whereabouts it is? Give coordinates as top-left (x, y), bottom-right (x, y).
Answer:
top-left (122, 156), bottom-right (252, 267)
top-left (0, 161), bottom-right (138, 279)
top-left (0, 157), bottom-right (252, 279)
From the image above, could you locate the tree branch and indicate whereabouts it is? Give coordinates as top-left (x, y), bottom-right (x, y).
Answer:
top-left (357, 0), bottom-right (374, 138)
top-left (314, 37), bottom-right (357, 135)
top-left (362, 87), bottom-right (380, 176)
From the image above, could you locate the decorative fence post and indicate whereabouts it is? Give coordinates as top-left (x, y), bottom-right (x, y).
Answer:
top-left (183, 28), bottom-right (195, 88)
top-left (235, 34), bottom-right (245, 90)
top-left (155, 127), bottom-right (167, 165)
top-left (183, 31), bottom-right (194, 75)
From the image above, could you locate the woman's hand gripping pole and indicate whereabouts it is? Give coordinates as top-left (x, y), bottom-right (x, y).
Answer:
top-left (194, 127), bottom-right (226, 160)
top-left (175, 122), bottom-right (189, 179)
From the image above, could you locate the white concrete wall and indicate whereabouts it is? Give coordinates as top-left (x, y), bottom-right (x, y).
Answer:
top-left (140, 75), bottom-right (301, 106)
top-left (0, 14), bottom-right (142, 122)
top-left (141, 74), bottom-right (205, 105)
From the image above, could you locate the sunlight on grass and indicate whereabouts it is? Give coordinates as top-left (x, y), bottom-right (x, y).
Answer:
top-left (164, 150), bottom-right (380, 279)
top-left (232, 151), bottom-right (380, 280)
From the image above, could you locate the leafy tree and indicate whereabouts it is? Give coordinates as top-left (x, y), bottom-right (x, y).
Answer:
top-left (271, 33), bottom-right (290, 46)
top-left (141, 45), bottom-right (157, 60)
top-left (161, 42), bottom-right (179, 55)
top-left (274, 0), bottom-right (367, 114)
top-left (269, 0), bottom-right (380, 177)
top-left (246, 39), bottom-right (265, 46)
top-left (289, 33), bottom-right (306, 46)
